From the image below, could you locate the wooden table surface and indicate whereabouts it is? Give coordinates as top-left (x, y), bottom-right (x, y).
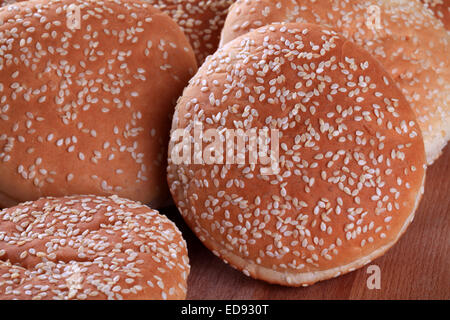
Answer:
top-left (162, 144), bottom-right (450, 300)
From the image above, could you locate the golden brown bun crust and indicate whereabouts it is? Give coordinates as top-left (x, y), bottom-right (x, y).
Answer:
top-left (0, 195), bottom-right (190, 300)
top-left (0, 190), bottom-right (19, 208)
top-left (0, 0), bottom-right (23, 6)
top-left (421, 0), bottom-right (450, 29)
top-left (221, 0), bottom-right (450, 165)
top-left (0, 0), bottom-right (234, 62)
top-left (168, 23), bottom-right (426, 286)
top-left (0, 0), bottom-right (197, 208)
top-left (141, 0), bottom-right (235, 64)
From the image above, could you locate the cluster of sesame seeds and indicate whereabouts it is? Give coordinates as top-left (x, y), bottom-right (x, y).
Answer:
top-left (142, 0), bottom-right (235, 64)
top-left (0, 0), bottom-right (196, 205)
top-left (222, 0), bottom-right (450, 164)
top-left (421, 0), bottom-right (450, 29)
top-left (0, 195), bottom-right (189, 300)
top-left (0, 0), bottom-right (19, 6)
top-left (168, 23), bottom-right (426, 284)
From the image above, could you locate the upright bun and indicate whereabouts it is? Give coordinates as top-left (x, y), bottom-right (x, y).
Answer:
top-left (0, 195), bottom-right (189, 300)
top-left (421, 0), bottom-right (450, 29)
top-left (141, 0), bottom-right (235, 64)
top-left (168, 23), bottom-right (426, 286)
top-left (0, 0), bottom-right (197, 208)
top-left (221, 0), bottom-right (450, 165)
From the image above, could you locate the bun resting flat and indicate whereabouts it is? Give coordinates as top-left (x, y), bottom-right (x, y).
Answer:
top-left (0, 0), bottom-right (197, 208)
top-left (0, 195), bottom-right (190, 300)
top-left (221, 0), bottom-right (450, 165)
top-left (168, 23), bottom-right (426, 286)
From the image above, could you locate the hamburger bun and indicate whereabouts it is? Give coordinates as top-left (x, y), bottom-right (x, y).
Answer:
top-left (421, 0), bottom-right (450, 29)
top-left (0, 0), bottom-right (197, 208)
top-left (0, 195), bottom-right (189, 299)
top-left (142, 0), bottom-right (235, 64)
top-left (221, 0), bottom-right (450, 165)
top-left (0, 0), bottom-right (21, 6)
top-left (168, 23), bottom-right (426, 286)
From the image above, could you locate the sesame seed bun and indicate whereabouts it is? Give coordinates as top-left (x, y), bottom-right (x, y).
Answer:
top-left (167, 23), bottom-right (427, 286)
top-left (0, 0), bottom-right (20, 6)
top-left (0, 0), bottom-right (197, 208)
top-left (421, 0), bottom-right (450, 29)
top-left (221, 0), bottom-right (450, 165)
top-left (141, 0), bottom-right (235, 64)
top-left (0, 195), bottom-right (189, 300)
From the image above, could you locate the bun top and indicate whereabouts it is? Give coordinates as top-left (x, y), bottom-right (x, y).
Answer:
top-left (0, 195), bottom-right (189, 300)
top-left (0, 0), bottom-right (197, 207)
top-left (143, 0), bottom-right (235, 64)
top-left (0, 0), bottom-right (19, 6)
top-left (421, 0), bottom-right (450, 29)
top-left (168, 23), bottom-right (426, 286)
top-left (221, 0), bottom-right (450, 164)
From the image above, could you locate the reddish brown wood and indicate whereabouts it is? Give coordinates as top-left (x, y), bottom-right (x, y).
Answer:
top-left (163, 145), bottom-right (450, 300)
